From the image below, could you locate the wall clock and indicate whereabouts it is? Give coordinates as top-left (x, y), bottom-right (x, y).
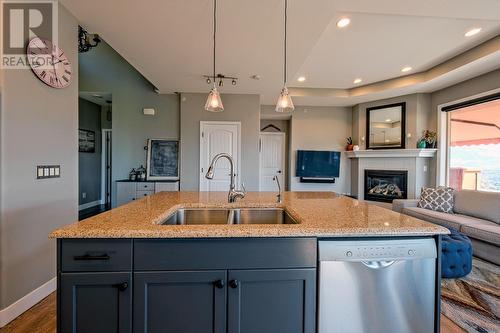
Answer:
top-left (27, 37), bottom-right (72, 89)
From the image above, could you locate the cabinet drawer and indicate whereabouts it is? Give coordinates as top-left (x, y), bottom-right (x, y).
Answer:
top-left (60, 239), bottom-right (132, 272)
top-left (134, 238), bottom-right (317, 271)
top-left (136, 190), bottom-right (154, 198)
top-left (136, 182), bottom-right (155, 191)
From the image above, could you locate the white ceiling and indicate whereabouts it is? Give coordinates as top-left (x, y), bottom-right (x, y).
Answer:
top-left (62, 0), bottom-right (500, 106)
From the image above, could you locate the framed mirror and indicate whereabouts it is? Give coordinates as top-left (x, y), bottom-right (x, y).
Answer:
top-left (366, 102), bottom-right (406, 149)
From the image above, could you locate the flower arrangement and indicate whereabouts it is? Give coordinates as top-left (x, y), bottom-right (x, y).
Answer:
top-left (418, 130), bottom-right (437, 148)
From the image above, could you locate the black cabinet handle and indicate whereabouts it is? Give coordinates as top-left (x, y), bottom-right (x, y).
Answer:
top-left (73, 254), bottom-right (110, 261)
top-left (229, 279), bottom-right (238, 289)
top-left (112, 282), bottom-right (128, 291)
top-left (214, 279), bottom-right (225, 289)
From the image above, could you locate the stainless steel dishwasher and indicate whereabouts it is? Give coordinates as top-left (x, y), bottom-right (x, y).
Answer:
top-left (318, 239), bottom-right (437, 333)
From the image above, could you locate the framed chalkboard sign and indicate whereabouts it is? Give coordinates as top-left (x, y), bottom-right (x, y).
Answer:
top-left (78, 129), bottom-right (96, 153)
top-left (146, 139), bottom-right (179, 180)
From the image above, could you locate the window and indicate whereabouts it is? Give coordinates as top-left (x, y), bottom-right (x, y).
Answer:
top-left (447, 99), bottom-right (500, 192)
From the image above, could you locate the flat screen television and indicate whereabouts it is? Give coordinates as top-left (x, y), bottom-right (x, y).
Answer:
top-left (296, 150), bottom-right (340, 178)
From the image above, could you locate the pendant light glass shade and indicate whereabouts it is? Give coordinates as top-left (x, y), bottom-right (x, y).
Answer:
top-left (275, 86), bottom-right (294, 112)
top-left (205, 87), bottom-right (224, 112)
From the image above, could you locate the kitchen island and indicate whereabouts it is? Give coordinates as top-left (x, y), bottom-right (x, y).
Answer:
top-left (50, 192), bottom-right (448, 333)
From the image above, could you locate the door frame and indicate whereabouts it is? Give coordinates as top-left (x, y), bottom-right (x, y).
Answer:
top-left (199, 121), bottom-right (242, 190)
top-left (259, 132), bottom-right (286, 191)
top-left (436, 87), bottom-right (500, 186)
top-left (101, 129), bottom-right (112, 205)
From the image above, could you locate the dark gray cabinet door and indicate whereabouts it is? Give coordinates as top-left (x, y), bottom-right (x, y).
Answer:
top-left (227, 269), bottom-right (316, 333)
top-left (59, 272), bottom-right (131, 333)
top-left (133, 270), bottom-right (227, 333)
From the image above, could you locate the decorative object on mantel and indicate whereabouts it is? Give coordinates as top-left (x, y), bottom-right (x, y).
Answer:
top-left (366, 102), bottom-right (406, 149)
top-left (418, 130), bottom-right (437, 148)
top-left (346, 137), bottom-right (354, 151)
top-left (204, 0), bottom-right (224, 112)
top-left (353, 145), bottom-right (360, 151)
top-left (146, 139), bottom-right (179, 180)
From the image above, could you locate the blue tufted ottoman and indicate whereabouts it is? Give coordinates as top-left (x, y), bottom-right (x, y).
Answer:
top-left (441, 228), bottom-right (473, 278)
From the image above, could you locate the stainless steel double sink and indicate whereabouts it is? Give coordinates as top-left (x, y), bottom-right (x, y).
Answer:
top-left (161, 208), bottom-right (297, 225)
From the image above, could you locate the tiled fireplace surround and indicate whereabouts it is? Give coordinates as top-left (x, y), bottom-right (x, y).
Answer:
top-left (347, 149), bottom-right (437, 201)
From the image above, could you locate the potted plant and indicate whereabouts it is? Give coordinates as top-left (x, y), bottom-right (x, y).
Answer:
top-left (418, 130), bottom-right (437, 148)
top-left (346, 137), bottom-right (354, 151)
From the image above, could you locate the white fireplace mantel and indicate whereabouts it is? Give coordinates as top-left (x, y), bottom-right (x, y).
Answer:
top-left (348, 149), bottom-right (437, 201)
top-left (346, 149), bottom-right (437, 159)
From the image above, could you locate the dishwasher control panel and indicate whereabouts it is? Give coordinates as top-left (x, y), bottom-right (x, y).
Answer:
top-left (318, 239), bottom-right (437, 261)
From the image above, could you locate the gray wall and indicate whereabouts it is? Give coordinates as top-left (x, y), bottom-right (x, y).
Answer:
top-left (430, 68), bottom-right (500, 118)
top-left (0, 4), bottom-right (78, 309)
top-left (79, 41), bottom-right (179, 206)
top-left (352, 93), bottom-right (433, 149)
top-left (180, 93), bottom-right (260, 191)
top-left (288, 106), bottom-right (352, 193)
top-left (79, 98), bottom-right (102, 205)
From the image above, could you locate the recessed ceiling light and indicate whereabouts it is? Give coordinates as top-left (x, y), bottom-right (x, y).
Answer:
top-left (353, 78), bottom-right (362, 84)
top-left (336, 18), bottom-right (350, 28)
top-left (401, 66), bottom-right (412, 73)
top-left (297, 76), bottom-right (306, 82)
top-left (385, 118), bottom-right (392, 122)
top-left (465, 28), bottom-right (481, 37)
top-left (250, 74), bottom-right (261, 80)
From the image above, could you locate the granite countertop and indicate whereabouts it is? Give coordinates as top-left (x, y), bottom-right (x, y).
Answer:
top-left (49, 192), bottom-right (449, 239)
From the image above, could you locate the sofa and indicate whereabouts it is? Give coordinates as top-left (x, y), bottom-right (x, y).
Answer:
top-left (393, 190), bottom-right (500, 265)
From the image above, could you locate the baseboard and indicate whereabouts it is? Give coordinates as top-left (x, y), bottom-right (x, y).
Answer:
top-left (0, 277), bottom-right (56, 327)
top-left (79, 199), bottom-right (103, 211)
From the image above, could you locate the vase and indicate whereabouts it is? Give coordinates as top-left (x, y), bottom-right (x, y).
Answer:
top-left (417, 140), bottom-right (427, 148)
top-left (346, 144), bottom-right (354, 151)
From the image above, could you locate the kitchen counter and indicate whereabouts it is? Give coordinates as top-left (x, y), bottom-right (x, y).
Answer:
top-left (50, 191), bottom-right (448, 238)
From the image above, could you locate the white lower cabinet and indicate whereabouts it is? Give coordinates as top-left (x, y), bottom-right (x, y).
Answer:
top-left (116, 181), bottom-right (179, 206)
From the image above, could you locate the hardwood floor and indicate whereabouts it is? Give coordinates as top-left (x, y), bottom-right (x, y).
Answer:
top-left (0, 292), bottom-right (466, 333)
top-left (0, 293), bottom-right (56, 333)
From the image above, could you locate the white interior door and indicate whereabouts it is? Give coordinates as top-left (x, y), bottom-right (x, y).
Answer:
top-left (259, 132), bottom-right (286, 191)
top-left (199, 122), bottom-right (241, 191)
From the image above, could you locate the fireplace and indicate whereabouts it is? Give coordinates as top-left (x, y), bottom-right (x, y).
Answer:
top-left (364, 170), bottom-right (408, 203)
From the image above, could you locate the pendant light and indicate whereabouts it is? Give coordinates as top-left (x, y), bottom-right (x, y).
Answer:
top-left (205, 0), bottom-right (224, 112)
top-left (275, 0), bottom-right (294, 113)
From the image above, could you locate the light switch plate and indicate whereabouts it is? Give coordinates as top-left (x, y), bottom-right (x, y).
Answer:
top-left (37, 165), bottom-right (60, 179)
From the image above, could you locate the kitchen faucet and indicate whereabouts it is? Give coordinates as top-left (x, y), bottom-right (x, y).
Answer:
top-left (205, 153), bottom-right (246, 203)
top-left (273, 176), bottom-right (282, 203)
